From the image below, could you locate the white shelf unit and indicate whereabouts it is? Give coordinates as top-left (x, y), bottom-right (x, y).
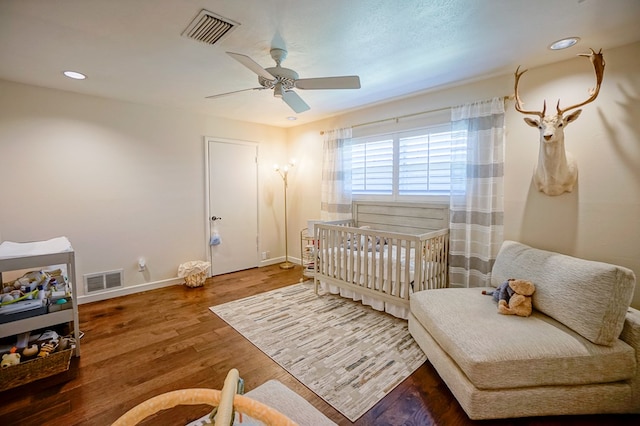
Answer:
top-left (0, 250), bottom-right (81, 357)
top-left (300, 228), bottom-right (315, 280)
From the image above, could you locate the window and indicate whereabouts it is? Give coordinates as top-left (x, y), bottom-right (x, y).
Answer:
top-left (352, 137), bottom-right (394, 194)
top-left (352, 124), bottom-right (465, 197)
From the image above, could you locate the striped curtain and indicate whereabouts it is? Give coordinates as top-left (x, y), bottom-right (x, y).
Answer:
top-left (320, 128), bottom-right (353, 221)
top-left (449, 98), bottom-right (505, 287)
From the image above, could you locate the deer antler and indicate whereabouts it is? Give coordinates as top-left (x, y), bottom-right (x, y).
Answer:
top-left (557, 48), bottom-right (605, 115)
top-left (514, 66), bottom-right (545, 118)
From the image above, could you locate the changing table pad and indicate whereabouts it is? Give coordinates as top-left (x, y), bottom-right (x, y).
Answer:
top-left (0, 237), bottom-right (73, 259)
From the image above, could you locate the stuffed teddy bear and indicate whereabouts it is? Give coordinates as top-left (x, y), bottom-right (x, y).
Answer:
top-left (1, 352), bottom-right (21, 368)
top-left (483, 278), bottom-right (536, 317)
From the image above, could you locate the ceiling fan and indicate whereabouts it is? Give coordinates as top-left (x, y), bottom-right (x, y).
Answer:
top-left (206, 48), bottom-right (361, 113)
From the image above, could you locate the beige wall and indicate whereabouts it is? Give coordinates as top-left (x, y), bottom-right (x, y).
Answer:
top-left (2, 42), bottom-right (638, 308)
top-left (0, 80), bottom-right (287, 299)
top-left (287, 41), bottom-right (640, 308)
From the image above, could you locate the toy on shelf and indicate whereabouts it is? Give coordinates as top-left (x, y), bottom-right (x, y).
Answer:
top-left (1, 352), bottom-right (21, 368)
top-left (21, 344), bottom-right (39, 358)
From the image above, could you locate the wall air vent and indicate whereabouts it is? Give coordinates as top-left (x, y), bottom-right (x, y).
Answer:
top-left (182, 9), bottom-right (239, 45)
top-left (84, 269), bottom-right (123, 294)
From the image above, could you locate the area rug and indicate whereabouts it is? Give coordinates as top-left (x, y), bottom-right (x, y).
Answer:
top-left (209, 282), bottom-right (426, 422)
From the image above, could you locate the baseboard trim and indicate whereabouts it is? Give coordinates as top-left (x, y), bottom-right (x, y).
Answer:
top-left (259, 256), bottom-right (301, 267)
top-left (77, 259), bottom-right (304, 304)
top-left (78, 277), bottom-right (183, 305)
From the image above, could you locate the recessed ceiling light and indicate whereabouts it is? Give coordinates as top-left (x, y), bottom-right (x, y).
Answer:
top-left (548, 37), bottom-right (580, 50)
top-left (287, 116), bottom-right (297, 121)
top-left (63, 70), bottom-right (87, 80)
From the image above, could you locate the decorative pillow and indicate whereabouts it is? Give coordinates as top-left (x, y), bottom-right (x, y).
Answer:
top-left (491, 240), bottom-right (636, 346)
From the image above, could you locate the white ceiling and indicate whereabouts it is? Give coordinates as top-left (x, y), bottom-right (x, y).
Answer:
top-left (1, 0), bottom-right (639, 128)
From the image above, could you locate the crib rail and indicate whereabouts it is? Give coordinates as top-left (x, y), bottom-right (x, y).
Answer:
top-left (314, 223), bottom-right (449, 308)
top-left (416, 227), bottom-right (449, 291)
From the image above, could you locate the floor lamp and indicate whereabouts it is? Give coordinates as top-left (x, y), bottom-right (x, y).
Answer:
top-left (274, 160), bottom-right (295, 269)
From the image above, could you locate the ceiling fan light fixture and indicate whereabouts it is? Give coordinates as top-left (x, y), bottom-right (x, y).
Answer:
top-left (548, 37), bottom-right (580, 50)
top-left (273, 83), bottom-right (283, 98)
top-left (218, 47), bottom-right (361, 113)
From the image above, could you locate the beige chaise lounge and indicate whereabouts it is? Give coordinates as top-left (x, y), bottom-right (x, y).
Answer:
top-left (409, 240), bottom-right (640, 420)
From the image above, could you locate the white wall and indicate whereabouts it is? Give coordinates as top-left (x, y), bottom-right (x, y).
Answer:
top-left (0, 80), bottom-right (287, 300)
top-left (287, 41), bottom-right (640, 309)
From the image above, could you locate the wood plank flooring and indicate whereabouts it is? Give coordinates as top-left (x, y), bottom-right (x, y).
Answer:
top-left (1, 264), bottom-right (638, 425)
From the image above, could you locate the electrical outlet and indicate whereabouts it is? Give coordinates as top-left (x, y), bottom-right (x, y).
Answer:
top-left (261, 251), bottom-right (267, 260)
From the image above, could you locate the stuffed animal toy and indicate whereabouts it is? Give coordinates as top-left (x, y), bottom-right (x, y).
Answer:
top-left (483, 278), bottom-right (536, 317)
top-left (58, 337), bottom-right (74, 352)
top-left (482, 280), bottom-right (513, 304)
top-left (484, 280), bottom-right (512, 304)
top-left (37, 339), bottom-right (59, 358)
top-left (1, 352), bottom-right (21, 368)
top-left (22, 344), bottom-right (39, 359)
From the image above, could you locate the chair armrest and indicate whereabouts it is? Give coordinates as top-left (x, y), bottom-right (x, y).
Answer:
top-left (620, 307), bottom-right (640, 412)
top-left (621, 308), bottom-right (640, 351)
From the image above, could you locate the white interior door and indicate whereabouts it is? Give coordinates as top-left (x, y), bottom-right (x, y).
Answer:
top-left (206, 138), bottom-right (258, 276)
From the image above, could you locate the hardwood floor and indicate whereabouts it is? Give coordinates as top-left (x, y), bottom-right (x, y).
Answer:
top-left (1, 264), bottom-right (638, 426)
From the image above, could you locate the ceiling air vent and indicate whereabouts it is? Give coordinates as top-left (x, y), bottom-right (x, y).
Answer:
top-left (182, 9), bottom-right (239, 45)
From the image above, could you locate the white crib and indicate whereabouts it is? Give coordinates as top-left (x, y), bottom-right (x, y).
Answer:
top-left (314, 202), bottom-right (449, 319)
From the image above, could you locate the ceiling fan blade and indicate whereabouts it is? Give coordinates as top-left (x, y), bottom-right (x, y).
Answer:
top-left (205, 87), bottom-right (266, 99)
top-left (295, 76), bottom-right (361, 90)
top-left (226, 52), bottom-right (275, 81)
top-left (281, 90), bottom-right (310, 113)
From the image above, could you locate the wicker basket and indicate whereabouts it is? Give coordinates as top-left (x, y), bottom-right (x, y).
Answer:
top-left (184, 271), bottom-right (206, 288)
top-left (0, 346), bottom-right (74, 392)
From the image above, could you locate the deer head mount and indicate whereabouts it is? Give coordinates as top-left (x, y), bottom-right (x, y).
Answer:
top-left (514, 48), bottom-right (605, 196)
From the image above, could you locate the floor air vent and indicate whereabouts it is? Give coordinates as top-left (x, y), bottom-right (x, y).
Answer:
top-left (84, 270), bottom-right (123, 294)
top-left (182, 9), bottom-right (239, 45)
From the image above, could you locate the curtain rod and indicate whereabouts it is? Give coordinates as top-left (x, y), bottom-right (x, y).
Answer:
top-left (320, 95), bottom-right (513, 135)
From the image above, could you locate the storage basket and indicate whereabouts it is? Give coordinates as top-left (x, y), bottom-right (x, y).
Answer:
top-left (184, 270), bottom-right (207, 288)
top-left (178, 260), bottom-right (209, 288)
top-left (0, 346), bottom-right (74, 392)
